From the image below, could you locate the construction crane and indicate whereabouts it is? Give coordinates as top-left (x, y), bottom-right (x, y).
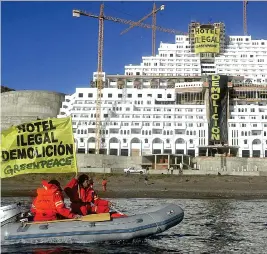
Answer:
top-left (243, 0), bottom-right (248, 35)
top-left (73, 4), bottom-right (104, 155)
top-left (120, 3), bottom-right (165, 56)
top-left (72, 5), bottom-right (186, 155)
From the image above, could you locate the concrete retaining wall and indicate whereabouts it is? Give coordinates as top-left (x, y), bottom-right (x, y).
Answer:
top-left (1, 90), bottom-right (65, 131)
top-left (76, 154), bottom-right (142, 170)
top-left (80, 167), bottom-right (112, 173)
top-left (193, 156), bottom-right (267, 175)
top-left (75, 154), bottom-right (267, 176)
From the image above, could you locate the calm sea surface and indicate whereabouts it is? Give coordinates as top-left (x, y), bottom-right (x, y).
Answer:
top-left (1, 197), bottom-right (267, 254)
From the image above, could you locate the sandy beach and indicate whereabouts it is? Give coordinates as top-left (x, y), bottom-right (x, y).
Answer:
top-left (1, 173), bottom-right (267, 199)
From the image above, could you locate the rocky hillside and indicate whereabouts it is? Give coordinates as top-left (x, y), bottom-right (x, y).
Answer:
top-left (1, 86), bottom-right (15, 93)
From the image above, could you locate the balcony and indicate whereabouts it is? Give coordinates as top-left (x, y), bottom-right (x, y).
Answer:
top-left (155, 100), bottom-right (175, 105)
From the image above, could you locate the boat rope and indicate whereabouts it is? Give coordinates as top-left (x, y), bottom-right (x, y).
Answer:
top-left (145, 212), bottom-right (161, 233)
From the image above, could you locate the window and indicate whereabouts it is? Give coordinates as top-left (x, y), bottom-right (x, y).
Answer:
top-left (244, 139), bottom-right (247, 145)
top-left (127, 94), bottom-right (132, 98)
top-left (108, 94), bottom-right (112, 98)
top-left (147, 94), bottom-right (152, 97)
top-left (138, 94), bottom-right (142, 98)
top-left (80, 138), bottom-right (84, 142)
top-left (123, 139), bottom-right (127, 143)
top-left (118, 94), bottom-right (122, 98)
top-left (157, 94), bottom-right (162, 98)
top-left (78, 93), bottom-right (83, 98)
top-left (145, 138), bottom-right (148, 143)
top-left (167, 94), bottom-right (171, 98)
top-left (88, 93), bottom-right (93, 98)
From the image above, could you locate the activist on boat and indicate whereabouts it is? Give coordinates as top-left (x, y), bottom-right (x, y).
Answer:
top-left (1, 117), bottom-right (184, 243)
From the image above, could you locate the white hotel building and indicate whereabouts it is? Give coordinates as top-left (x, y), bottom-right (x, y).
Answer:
top-left (58, 22), bottom-right (267, 158)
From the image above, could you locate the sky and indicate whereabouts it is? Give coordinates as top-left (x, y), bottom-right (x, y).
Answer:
top-left (1, 1), bottom-right (267, 95)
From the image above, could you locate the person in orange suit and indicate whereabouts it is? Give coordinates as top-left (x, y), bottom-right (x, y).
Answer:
top-left (91, 192), bottom-right (127, 218)
top-left (31, 180), bottom-right (80, 221)
top-left (102, 178), bottom-right (108, 192)
top-left (64, 174), bottom-right (95, 216)
top-left (91, 192), bottom-right (111, 214)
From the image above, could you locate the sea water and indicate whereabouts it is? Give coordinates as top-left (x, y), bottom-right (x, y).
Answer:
top-left (1, 197), bottom-right (267, 254)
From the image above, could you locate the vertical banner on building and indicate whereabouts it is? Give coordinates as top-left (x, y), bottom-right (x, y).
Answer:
top-left (209, 75), bottom-right (228, 144)
top-left (1, 117), bottom-right (77, 178)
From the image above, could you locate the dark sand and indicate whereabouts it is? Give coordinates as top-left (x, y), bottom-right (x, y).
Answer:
top-left (2, 173), bottom-right (267, 199)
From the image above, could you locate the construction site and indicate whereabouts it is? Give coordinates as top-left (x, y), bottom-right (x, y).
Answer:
top-left (69, 1), bottom-right (264, 158)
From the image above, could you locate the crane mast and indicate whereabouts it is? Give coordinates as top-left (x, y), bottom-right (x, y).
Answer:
top-left (95, 4), bottom-right (104, 155)
top-left (243, 0), bottom-right (248, 36)
top-left (152, 3), bottom-right (157, 57)
top-left (120, 3), bottom-right (165, 56)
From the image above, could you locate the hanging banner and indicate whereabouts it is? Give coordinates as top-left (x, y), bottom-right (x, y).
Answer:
top-left (1, 117), bottom-right (77, 178)
top-left (194, 27), bottom-right (220, 53)
top-left (209, 75), bottom-right (228, 144)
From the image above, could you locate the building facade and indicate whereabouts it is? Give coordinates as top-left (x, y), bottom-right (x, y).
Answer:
top-left (58, 75), bottom-right (267, 158)
top-left (125, 22), bottom-right (267, 85)
top-left (58, 22), bottom-right (267, 158)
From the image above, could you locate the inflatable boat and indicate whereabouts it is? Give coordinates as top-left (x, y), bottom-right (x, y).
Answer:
top-left (1, 203), bottom-right (184, 245)
top-left (0, 203), bottom-right (22, 226)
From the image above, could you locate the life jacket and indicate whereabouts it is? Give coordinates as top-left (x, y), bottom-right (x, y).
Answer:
top-left (32, 180), bottom-right (74, 221)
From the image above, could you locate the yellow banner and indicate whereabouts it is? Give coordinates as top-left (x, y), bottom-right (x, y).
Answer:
top-left (1, 117), bottom-right (77, 178)
top-left (194, 27), bottom-right (220, 53)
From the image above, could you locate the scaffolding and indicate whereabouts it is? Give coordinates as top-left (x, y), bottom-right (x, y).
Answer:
top-left (230, 88), bottom-right (267, 100)
top-left (122, 87), bottom-right (127, 104)
top-left (99, 101), bottom-right (118, 154)
top-left (177, 91), bottom-right (205, 105)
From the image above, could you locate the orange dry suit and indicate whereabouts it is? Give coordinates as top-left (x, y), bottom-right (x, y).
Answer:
top-left (31, 180), bottom-right (75, 221)
top-left (64, 178), bottom-right (95, 216)
top-left (91, 197), bottom-right (110, 214)
top-left (102, 179), bottom-right (107, 192)
top-left (91, 196), bottom-right (127, 218)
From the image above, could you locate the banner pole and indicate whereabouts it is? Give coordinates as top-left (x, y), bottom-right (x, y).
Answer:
top-left (76, 161), bottom-right (81, 199)
top-left (70, 116), bottom-right (81, 199)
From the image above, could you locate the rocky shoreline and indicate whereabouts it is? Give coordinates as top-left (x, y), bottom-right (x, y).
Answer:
top-left (1, 173), bottom-right (267, 199)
